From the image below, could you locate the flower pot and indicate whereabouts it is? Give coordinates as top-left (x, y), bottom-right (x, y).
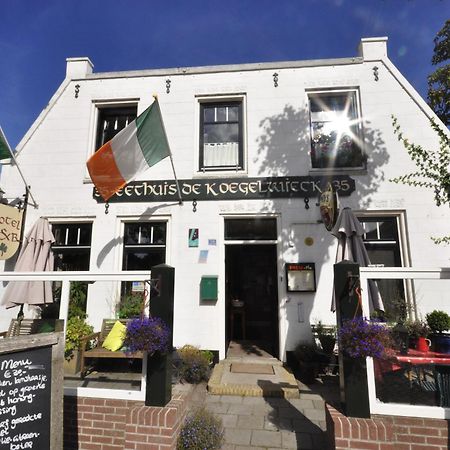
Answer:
top-left (298, 361), bottom-right (319, 384)
top-left (319, 335), bottom-right (336, 355)
top-left (416, 337), bottom-right (431, 353)
top-left (432, 334), bottom-right (450, 354)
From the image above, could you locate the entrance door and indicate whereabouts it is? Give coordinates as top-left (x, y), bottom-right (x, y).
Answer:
top-left (225, 245), bottom-right (279, 357)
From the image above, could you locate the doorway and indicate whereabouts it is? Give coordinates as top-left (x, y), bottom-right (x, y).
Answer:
top-left (225, 244), bottom-right (279, 358)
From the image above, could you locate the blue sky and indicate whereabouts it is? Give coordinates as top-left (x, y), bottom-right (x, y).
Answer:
top-left (0, 0), bottom-right (447, 148)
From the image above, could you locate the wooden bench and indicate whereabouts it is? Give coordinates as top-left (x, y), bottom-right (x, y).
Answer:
top-left (79, 319), bottom-right (143, 378)
top-left (0, 319), bottom-right (64, 338)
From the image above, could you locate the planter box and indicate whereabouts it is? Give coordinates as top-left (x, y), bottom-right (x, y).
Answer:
top-left (64, 350), bottom-right (80, 375)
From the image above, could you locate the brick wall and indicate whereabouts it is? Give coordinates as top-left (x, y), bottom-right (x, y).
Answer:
top-left (326, 404), bottom-right (449, 450)
top-left (64, 391), bottom-right (191, 450)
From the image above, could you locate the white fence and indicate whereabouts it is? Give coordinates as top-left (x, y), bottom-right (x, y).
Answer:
top-left (0, 271), bottom-right (152, 401)
top-left (360, 267), bottom-right (450, 419)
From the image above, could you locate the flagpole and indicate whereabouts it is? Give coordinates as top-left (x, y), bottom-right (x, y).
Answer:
top-left (153, 95), bottom-right (183, 205)
top-left (0, 127), bottom-right (38, 208)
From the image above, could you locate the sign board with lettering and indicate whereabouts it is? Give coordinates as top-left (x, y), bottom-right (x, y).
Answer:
top-left (0, 205), bottom-right (23, 260)
top-left (94, 175), bottom-right (355, 203)
top-left (0, 347), bottom-right (51, 449)
top-left (0, 334), bottom-right (63, 450)
top-left (286, 263), bottom-right (316, 292)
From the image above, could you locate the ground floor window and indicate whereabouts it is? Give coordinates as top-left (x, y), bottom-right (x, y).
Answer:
top-left (50, 222), bottom-right (92, 319)
top-left (119, 222), bottom-right (167, 317)
top-left (358, 215), bottom-right (406, 321)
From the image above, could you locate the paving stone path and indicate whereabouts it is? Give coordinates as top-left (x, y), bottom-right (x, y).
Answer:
top-left (189, 382), bottom-right (330, 450)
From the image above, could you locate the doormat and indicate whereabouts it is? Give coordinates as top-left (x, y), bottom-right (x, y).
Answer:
top-left (230, 363), bottom-right (274, 374)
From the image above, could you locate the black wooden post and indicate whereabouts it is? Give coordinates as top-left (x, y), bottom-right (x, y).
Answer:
top-left (145, 264), bottom-right (174, 407)
top-left (334, 260), bottom-right (370, 418)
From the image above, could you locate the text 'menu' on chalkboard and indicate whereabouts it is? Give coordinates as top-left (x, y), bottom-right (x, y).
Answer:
top-left (0, 346), bottom-right (51, 450)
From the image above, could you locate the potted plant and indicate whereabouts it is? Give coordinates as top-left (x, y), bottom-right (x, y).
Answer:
top-left (64, 316), bottom-right (93, 375)
top-left (426, 310), bottom-right (450, 353)
top-left (403, 319), bottom-right (430, 351)
top-left (314, 321), bottom-right (336, 355)
top-left (293, 342), bottom-right (321, 384)
top-left (124, 316), bottom-right (170, 355)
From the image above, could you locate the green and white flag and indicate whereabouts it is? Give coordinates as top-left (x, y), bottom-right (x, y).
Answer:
top-left (0, 127), bottom-right (13, 161)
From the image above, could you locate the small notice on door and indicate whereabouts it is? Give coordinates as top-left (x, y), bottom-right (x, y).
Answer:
top-left (188, 228), bottom-right (199, 247)
top-left (286, 263), bottom-right (316, 292)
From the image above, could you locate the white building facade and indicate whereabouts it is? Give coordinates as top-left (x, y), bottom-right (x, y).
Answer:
top-left (1, 37), bottom-right (449, 361)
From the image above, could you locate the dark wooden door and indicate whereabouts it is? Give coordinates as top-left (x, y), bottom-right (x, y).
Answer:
top-left (225, 245), bottom-right (279, 357)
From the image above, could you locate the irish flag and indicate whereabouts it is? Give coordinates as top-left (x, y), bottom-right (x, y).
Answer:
top-left (87, 98), bottom-right (171, 201)
top-left (0, 127), bottom-right (13, 161)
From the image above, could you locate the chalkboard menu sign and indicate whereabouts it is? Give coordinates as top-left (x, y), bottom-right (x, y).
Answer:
top-left (0, 346), bottom-right (51, 450)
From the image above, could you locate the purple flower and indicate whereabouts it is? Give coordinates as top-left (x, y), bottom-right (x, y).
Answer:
top-left (338, 317), bottom-right (392, 359)
top-left (124, 316), bottom-right (170, 355)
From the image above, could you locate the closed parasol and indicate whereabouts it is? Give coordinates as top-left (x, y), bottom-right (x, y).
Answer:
top-left (1, 218), bottom-right (55, 315)
top-left (331, 207), bottom-right (384, 312)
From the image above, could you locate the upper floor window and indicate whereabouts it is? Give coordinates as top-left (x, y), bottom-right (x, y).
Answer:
top-left (96, 105), bottom-right (137, 149)
top-left (309, 90), bottom-right (364, 170)
top-left (200, 101), bottom-right (243, 171)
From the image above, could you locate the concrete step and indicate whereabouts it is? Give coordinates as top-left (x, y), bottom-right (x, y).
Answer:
top-left (207, 360), bottom-right (300, 399)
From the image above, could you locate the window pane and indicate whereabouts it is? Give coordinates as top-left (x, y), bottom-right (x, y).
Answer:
top-left (216, 106), bottom-right (227, 122)
top-left (123, 249), bottom-right (166, 271)
top-left (228, 106), bottom-right (239, 121)
top-left (379, 219), bottom-right (397, 240)
top-left (363, 222), bottom-right (379, 240)
top-left (124, 223), bottom-right (166, 245)
top-left (225, 219), bottom-right (277, 240)
top-left (204, 107), bottom-right (215, 123)
top-left (124, 223), bottom-right (140, 245)
top-left (96, 106), bottom-right (137, 148)
top-left (204, 123), bottom-right (239, 143)
top-left (309, 91), bottom-right (363, 169)
top-left (153, 224), bottom-right (166, 244)
top-left (52, 223), bottom-right (92, 248)
top-left (53, 249), bottom-right (91, 271)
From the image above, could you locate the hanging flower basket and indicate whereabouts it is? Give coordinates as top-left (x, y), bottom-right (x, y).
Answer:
top-left (124, 316), bottom-right (170, 355)
top-left (338, 316), bottom-right (393, 359)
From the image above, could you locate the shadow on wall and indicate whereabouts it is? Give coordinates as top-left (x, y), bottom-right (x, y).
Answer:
top-left (253, 104), bottom-right (389, 349)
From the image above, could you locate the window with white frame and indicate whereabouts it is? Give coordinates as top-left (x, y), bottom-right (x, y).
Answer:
top-left (51, 223), bottom-right (92, 319)
top-left (199, 101), bottom-right (243, 171)
top-left (308, 90), bottom-right (364, 169)
top-left (121, 222), bottom-right (167, 297)
top-left (95, 105), bottom-right (137, 150)
top-left (52, 223), bottom-right (92, 271)
top-left (358, 216), bottom-right (406, 321)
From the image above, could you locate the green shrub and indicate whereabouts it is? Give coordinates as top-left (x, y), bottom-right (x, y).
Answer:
top-left (118, 293), bottom-right (143, 318)
top-left (426, 310), bottom-right (450, 334)
top-left (404, 320), bottom-right (429, 338)
top-left (176, 345), bottom-right (211, 383)
top-left (177, 408), bottom-right (224, 450)
top-left (65, 316), bottom-right (93, 361)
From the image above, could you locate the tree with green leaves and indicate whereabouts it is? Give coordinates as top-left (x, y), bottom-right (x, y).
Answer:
top-left (427, 20), bottom-right (449, 126)
top-left (391, 116), bottom-right (450, 244)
